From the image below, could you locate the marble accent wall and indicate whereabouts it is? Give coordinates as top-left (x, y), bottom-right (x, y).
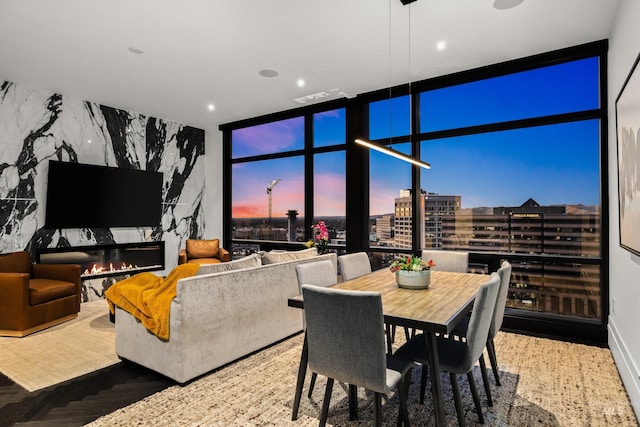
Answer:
top-left (0, 79), bottom-right (205, 300)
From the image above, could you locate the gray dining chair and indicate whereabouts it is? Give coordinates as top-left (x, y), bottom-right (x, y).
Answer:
top-left (301, 284), bottom-right (414, 427)
top-left (395, 273), bottom-right (501, 426)
top-left (452, 261), bottom-right (512, 389)
top-left (295, 259), bottom-right (338, 398)
top-left (337, 252), bottom-right (398, 352)
top-left (421, 249), bottom-right (469, 273)
top-left (295, 259), bottom-right (337, 290)
top-left (337, 252), bottom-right (372, 281)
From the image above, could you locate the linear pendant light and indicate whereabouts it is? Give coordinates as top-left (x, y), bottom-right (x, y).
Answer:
top-left (354, 1), bottom-right (431, 171)
top-left (355, 138), bottom-right (431, 169)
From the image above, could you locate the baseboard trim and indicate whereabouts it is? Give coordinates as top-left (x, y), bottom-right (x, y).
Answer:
top-left (608, 316), bottom-right (640, 421)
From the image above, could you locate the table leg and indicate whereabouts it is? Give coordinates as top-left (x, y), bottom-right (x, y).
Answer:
top-left (425, 332), bottom-right (446, 425)
top-left (348, 384), bottom-right (358, 420)
top-left (292, 333), bottom-right (308, 421)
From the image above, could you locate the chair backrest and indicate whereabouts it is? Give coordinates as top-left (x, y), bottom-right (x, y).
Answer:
top-left (461, 272), bottom-right (501, 371)
top-left (489, 260), bottom-right (512, 339)
top-left (338, 252), bottom-right (372, 281)
top-left (295, 259), bottom-right (337, 290)
top-left (0, 251), bottom-right (31, 274)
top-left (421, 250), bottom-right (468, 273)
top-left (185, 239), bottom-right (220, 260)
top-left (302, 284), bottom-right (388, 394)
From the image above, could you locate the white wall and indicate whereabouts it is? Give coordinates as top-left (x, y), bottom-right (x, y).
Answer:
top-left (608, 0), bottom-right (640, 419)
top-left (204, 127), bottom-right (224, 241)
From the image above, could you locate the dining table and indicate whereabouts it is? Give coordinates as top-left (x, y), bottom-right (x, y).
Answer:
top-left (288, 267), bottom-right (489, 426)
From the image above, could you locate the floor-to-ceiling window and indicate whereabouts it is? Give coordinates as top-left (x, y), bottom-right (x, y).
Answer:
top-left (222, 41), bottom-right (608, 342)
top-left (223, 103), bottom-right (347, 256)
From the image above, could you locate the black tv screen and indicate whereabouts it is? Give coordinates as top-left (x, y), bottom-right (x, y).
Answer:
top-left (45, 161), bottom-right (163, 229)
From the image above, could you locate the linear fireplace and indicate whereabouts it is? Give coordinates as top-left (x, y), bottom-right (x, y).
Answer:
top-left (36, 241), bottom-right (165, 280)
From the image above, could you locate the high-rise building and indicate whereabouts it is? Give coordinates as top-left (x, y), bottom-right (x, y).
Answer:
top-left (375, 214), bottom-right (394, 245)
top-left (393, 189), bottom-right (423, 248)
top-left (424, 192), bottom-right (462, 249)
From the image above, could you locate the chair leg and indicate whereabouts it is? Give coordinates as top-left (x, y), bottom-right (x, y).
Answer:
top-left (419, 364), bottom-right (429, 404)
top-left (374, 392), bottom-right (383, 427)
top-left (386, 324), bottom-right (393, 354)
top-left (349, 384), bottom-right (358, 421)
top-left (478, 354), bottom-right (493, 406)
top-left (397, 368), bottom-right (412, 427)
top-left (308, 372), bottom-right (317, 398)
top-left (319, 378), bottom-right (334, 427)
top-left (449, 372), bottom-right (466, 427)
top-left (486, 338), bottom-right (501, 386)
top-left (466, 371), bottom-right (484, 424)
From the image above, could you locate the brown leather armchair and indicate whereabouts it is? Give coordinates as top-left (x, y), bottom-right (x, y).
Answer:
top-left (0, 251), bottom-right (81, 337)
top-left (178, 239), bottom-right (231, 265)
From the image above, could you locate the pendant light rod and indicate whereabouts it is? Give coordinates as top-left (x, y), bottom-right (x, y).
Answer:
top-left (355, 138), bottom-right (431, 169)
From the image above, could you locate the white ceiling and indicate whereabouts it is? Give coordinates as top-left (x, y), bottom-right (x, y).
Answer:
top-left (0, 0), bottom-right (619, 132)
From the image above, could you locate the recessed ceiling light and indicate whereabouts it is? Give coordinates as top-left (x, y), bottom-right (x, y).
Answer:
top-left (297, 79), bottom-right (306, 88)
top-left (259, 69), bottom-right (279, 78)
top-left (128, 46), bottom-right (144, 55)
top-left (208, 104), bottom-right (215, 111)
top-left (436, 40), bottom-right (446, 51)
top-left (87, 139), bottom-right (92, 144)
top-left (493, 0), bottom-right (524, 10)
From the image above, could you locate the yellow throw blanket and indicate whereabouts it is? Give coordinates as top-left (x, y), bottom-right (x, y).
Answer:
top-left (105, 263), bottom-right (200, 340)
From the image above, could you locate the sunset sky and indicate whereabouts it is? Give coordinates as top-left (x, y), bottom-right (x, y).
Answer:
top-left (231, 57), bottom-right (601, 219)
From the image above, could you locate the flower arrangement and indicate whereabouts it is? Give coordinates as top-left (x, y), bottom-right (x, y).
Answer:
top-left (389, 256), bottom-right (435, 273)
top-left (304, 221), bottom-right (329, 254)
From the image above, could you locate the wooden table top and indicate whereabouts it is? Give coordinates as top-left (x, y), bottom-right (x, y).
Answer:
top-left (289, 268), bottom-right (489, 334)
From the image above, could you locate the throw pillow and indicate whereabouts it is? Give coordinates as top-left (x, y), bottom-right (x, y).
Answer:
top-left (261, 247), bottom-right (317, 265)
top-left (186, 239), bottom-right (219, 259)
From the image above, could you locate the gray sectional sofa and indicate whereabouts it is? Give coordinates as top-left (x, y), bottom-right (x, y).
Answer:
top-left (113, 249), bottom-right (336, 383)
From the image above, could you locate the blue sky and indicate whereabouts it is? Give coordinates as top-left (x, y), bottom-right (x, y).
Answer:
top-left (232, 56), bottom-right (601, 217)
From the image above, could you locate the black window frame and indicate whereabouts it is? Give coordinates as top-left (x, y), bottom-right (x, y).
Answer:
top-left (221, 40), bottom-right (609, 344)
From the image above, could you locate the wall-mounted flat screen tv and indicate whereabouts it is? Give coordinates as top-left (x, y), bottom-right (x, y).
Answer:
top-left (45, 160), bottom-right (163, 229)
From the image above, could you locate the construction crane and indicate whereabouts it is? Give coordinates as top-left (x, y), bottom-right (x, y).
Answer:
top-left (266, 178), bottom-right (281, 224)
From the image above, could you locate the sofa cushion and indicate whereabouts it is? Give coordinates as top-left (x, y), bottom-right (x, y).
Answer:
top-left (0, 251), bottom-right (31, 274)
top-left (261, 247), bottom-right (317, 265)
top-left (186, 239), bottom-right (219, 259)
top-left (29, 279), bottom-right (76, 305)
top-left (228, 253), bottom-right (262, 270)
top-left (196, 261), bottom-right (232, 275)
top-left (196, 253), bottom-right (262, 276)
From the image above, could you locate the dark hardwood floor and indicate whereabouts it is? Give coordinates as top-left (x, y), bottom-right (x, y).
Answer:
top-left (0, 362), bottom-right (172, 426)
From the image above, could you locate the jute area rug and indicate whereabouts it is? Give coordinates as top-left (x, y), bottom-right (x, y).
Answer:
top-left (88, 330), bottom-right (638, 427)
top-left (0, 299), bottom-right (119, 392)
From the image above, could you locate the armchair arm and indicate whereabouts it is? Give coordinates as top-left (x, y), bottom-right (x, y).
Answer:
top-left (218, 247), bottom-right (231, 262)
top-left (0, 272), bottom-right (30, 331)
top-left (178, 249), bottom-right (188, 265)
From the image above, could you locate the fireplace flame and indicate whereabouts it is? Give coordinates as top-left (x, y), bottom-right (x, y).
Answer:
top-left (83, 262), bottom-right (140, 277)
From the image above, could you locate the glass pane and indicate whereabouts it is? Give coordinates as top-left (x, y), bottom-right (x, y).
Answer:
top-left (232, 117), bottom-right (304, 158)
top-left (420, 57), bottom-right (599, 132)
top-left (507, 260), bottom-right (601, 320)
top-left (419, 119), bottom-right (600, 237)
top-left (314, 151), bottom-right (346, 243)
top-left (232, 157), bottom-right (304, 241)
top-left (369, 95), bottom-right (410, 140)
top-left (420, 120), bottom-right (600, 255)
top-left (369, 142), bottom-right (413, 248)
top-left (314, 108), bottom-right (345, 148)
